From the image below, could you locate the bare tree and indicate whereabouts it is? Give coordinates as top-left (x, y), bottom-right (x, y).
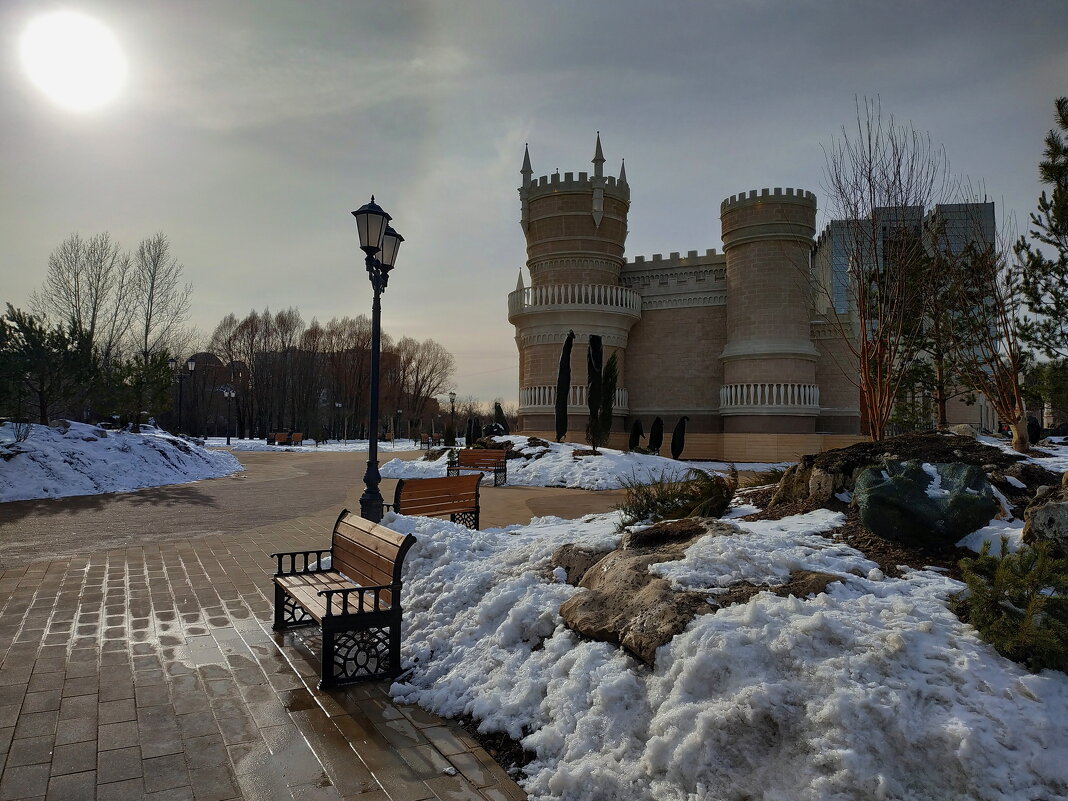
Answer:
top-left (395, 337), bottom-right (456, 434)
top-left (30, 232), bottom-right (133, 365)
top-left (130, 233), bottom-right (192, 359)
top-left (818, 97), bottom-right (955, 439)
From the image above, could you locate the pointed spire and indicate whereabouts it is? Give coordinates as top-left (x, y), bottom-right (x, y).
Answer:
top-left (592, 131), bottom-right (605, 178)
top-left (619, 158), bottom-right (627, 184)
top-left (521, 143), bottom-right (532, 186)
top-left (515, 269), bottom-right (525, 292)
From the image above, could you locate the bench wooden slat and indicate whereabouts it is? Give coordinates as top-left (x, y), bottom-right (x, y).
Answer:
top-left (271, 509), bottom-right (416, 688)
top-left (392, 474), bottom-right (481, 528)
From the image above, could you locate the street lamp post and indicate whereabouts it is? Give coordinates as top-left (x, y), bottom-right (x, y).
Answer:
top-left (168, 357), bottom-right (195, 434)
top-left (334, 401), bottom-right (341, 442)
top-left (352, 196), bottom-right (403, 523)
top-left (222, 386), bottom-right (235, 446)
top-left (449, 390), bottom-right (456, 446)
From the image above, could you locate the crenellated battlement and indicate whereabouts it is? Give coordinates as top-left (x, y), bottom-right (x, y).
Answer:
top-left (521, 171), bottom-right (630, 202)
top-left (720, 187), bottom-right (816, 211)
top-left (627, 248), bottom-right (721, 268)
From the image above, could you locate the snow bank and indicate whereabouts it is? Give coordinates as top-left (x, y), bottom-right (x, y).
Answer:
top-left (388, 510), bottom-right (1068, 801)
top-left (381, 435), bottom-right (790, 491)
top-left (0, 422), bottom-right (243, 502)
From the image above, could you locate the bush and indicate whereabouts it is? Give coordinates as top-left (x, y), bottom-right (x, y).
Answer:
top-left (617, 468), bottom-right (734, 526)
top-left (953, 539), bottom-right (1068, 673)
top-left (739, 466), bottom-right (787, 488)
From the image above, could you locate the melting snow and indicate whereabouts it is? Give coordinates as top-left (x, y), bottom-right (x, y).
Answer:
top-left (388, 509), bottom-right (1068, 800)
top-left (0, 422), bottom-right (242, 502)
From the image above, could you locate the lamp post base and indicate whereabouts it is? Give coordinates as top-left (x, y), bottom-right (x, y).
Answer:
top-left (359, 459), bottom-right (384, 523)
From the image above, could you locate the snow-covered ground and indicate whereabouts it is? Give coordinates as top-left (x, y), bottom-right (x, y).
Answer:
top-left (203, 436), bottom-right (426, 452)
top-left (386, 509), bottom-right (1068, 801)
top-left (381, 435), bottom-right (791, 491)
top-left (980, 433), bottom-right (1068, 472)
top-left (0, 422), bottom-right (243, 502)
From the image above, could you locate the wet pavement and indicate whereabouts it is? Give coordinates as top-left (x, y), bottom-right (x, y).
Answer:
top-left (0, 450), bottom-right (626, 800)
top-left (0, 511), bottom-right (528, 800)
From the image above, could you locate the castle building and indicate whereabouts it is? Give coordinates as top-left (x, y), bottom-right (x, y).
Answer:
top-left (507, 136), bottom-right (990, 460)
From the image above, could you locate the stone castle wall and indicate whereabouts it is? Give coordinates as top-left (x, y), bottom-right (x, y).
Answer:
top-left (509, 141), bottom-right (862, 449)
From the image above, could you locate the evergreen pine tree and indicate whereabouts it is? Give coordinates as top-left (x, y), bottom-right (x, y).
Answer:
top-left (1018, 97), bottom-right (1068, 358)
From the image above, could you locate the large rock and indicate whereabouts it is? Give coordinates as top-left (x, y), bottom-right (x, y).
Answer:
top-left (854, 460), bottom-right (999, 546)
top-left (770, 432), bottom-right (1025, 508)
top-left (947, 424), bottom-right (977, 439)
top-left (1023, 471), bottom-right (1068, 556)
top-left (557, 519), bottom-right (734, 665)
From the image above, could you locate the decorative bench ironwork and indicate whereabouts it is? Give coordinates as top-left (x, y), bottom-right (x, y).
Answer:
top-left (385, 474), bottom-right (482, 529)
top-left (447, 448), bottom-right (508, 487)
top-left (271, 510), bottom-right (416, 688)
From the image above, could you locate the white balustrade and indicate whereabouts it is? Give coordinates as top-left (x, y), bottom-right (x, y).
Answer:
top-left (719, 383), bottom-right (820, 409)
top-left (519, 385), bottom-right (629, 411)
top-left (508, 284), bottom-right (642, 316)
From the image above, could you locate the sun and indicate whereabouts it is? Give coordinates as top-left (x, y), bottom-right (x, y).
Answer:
top-left (20, 11), bottom-right (127, 111)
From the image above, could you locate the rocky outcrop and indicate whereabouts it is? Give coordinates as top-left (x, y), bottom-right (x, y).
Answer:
top-left (556, 519), bottom-right (845, 665)
top-left (769, 432), bottom-right (1037, 508)
top-left (556, 519), bottom-right (731, 665)
top-left (854, 460), bottom-right (999, 547)
top-left (1023, 471), bottom-right (1068, 556)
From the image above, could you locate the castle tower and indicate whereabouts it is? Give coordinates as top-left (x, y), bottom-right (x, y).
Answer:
top-left (719, 188), bottom-right (820, 433)
top-left (509, 136), bottom-right (639, 433)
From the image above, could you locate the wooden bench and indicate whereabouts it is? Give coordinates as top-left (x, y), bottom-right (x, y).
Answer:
top-left (270, 432), bottom-right (304, 446)
top-left (385, 474), bottom-right (482, 528)
top-left (271, 510), bottom-right (416, 688)
top-left (447, 448), bottom-right (507, 487)
top-left (418, 433), bottom-right (444, 452)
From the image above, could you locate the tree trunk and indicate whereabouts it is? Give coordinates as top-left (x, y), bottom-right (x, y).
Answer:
top-left (1010, 420), bottom-right (1029, 453)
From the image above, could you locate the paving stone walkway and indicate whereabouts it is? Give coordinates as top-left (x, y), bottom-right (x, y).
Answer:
top-left (0, 511), bottom-right (527, 801)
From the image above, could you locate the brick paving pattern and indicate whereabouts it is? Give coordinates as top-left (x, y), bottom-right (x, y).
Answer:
top-left (0, 514), bottom-right (526, 800)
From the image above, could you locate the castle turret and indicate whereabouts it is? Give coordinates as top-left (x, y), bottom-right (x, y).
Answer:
top-left (509, 136), bottom-right (639, 433)
top-left (719, 188), bottom-right (820, 433)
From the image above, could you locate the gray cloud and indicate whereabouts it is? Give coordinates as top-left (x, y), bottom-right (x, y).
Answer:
top-left (2, 0), bottom-right (1066, 403)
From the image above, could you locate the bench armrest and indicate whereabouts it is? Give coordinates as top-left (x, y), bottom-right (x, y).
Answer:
top-left (318, 583), bottom-right (396, 616)
top-left (271, 549), bottom-right (332, 576)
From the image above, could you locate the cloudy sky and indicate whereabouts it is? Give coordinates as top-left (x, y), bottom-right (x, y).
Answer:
top-left (2, 1), bottom-right (1066, 404)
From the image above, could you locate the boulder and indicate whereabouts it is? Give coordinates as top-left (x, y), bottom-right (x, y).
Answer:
top-left (769, 432), bottom-right (1023, 508)
top-left (854, 460), bottom-right (999, 547)
top-left (1023, 472), bottom-right (1068, 556)
top-left (550, 544), bottom-right (613, 585)
top-left (558, 519), bottom-right (736, 665)
top-left (947, 424), bottom-right (977, 439)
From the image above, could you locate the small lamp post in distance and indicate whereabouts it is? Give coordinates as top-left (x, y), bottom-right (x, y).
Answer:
top-left (222, 386), bottom-right (236, 446)
top-left (351, 196), bottom-right (403, 523)
top-left (167, 357), bottom-right (195, 434)
top-left (449, 390), bottom-right (456, 446)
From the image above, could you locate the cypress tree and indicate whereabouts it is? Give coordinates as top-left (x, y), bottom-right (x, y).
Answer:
top-left (555, 330), bottom-right (575, 442)
top-left (629, 418), bottom-right (644, 451)
top-left (649, 416), bottom-right (664, 454)
top-left (670, 416), bottom-right (689, 460)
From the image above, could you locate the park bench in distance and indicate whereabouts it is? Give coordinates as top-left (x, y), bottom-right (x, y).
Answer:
top-left (447, 448), bottom-right (507, 487)
top-left (270, 510), bottom-right (416, 688)
top-left (385, 474), bottom-right (482, 528)
top-left (269, 432), bottom-right (304, 446)
top-left (420, 433), bottom-right (446, 450)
